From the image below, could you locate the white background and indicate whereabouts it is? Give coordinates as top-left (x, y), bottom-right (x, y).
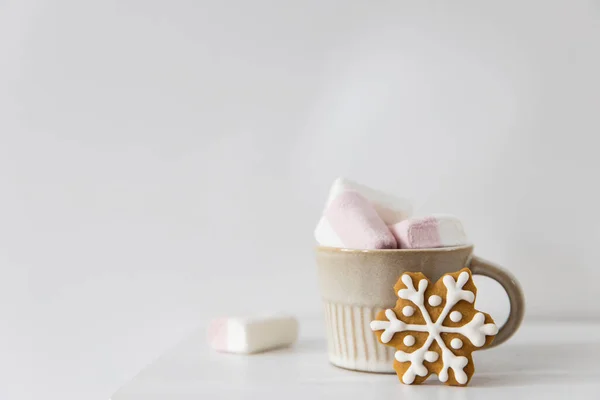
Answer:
top-left (1, 1), bottom-right (598, 399)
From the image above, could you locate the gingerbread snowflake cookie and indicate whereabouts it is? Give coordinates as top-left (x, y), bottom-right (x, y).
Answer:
top-left (370, 268), bottom-right (498, 386)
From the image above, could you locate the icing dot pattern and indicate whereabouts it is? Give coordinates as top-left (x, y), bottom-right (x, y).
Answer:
top-left (403, 335), bottom-right (416, 347)
top-left (450, 311), bottom-right (462, 322)
top-left (402, 306), bottom-right (415, 317)
top-left (428, 295), bottom-right (442, 307)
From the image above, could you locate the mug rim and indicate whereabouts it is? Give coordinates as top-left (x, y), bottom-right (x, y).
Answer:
top-left (316, 244), bottom-right (474, 254)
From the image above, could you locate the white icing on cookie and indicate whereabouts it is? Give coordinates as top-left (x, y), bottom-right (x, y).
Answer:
top-left (403, 335), bottom-right (415, 346)
top-left (439, 347), bottom-right (468, 384)
top-left (443, 312), bottom-right (498, 347)
top-left (398, 275), bottom-right (428, 305)
top-left (370, 309), bottom-right (428, 344)
top-left (443, 271), bottom-right (475, 305)
top-left (424, 350), bottom-right (439, 363)
top-left (394, 336), bottom-right (434, 384)
top-left (402, 306), bottom-right (415, 317)
top-left (428, 295), bottom-right (442, 307)
top-left (371, 271), bottom-right (497, 385)
top-left (450, 311), bottom-right (462, 322)
top-left (451, 338), bottom-right (463, 349)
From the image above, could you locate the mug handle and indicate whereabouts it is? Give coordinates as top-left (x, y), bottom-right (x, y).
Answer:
top-left (469, 255), bottom-right (525, 348)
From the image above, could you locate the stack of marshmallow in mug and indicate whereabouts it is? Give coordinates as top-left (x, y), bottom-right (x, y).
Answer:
top-left (315, 178), bottom-right (468, 249)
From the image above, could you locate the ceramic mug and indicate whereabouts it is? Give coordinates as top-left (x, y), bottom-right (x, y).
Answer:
top-left (315, 245), bottom-right (524, 373)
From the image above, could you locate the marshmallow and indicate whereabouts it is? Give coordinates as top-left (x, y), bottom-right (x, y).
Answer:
top-left (389, 215), bottom-right (468, 249)
top-left (208, 315), bottom-right (298, 354)
top-left (315, 190), bottom-right (397, 249)
top-left (325, 178), bottom-right (412, 224)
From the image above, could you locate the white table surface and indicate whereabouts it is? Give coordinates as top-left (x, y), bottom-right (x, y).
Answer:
top-left (112, 319), bottom-right (600, 400)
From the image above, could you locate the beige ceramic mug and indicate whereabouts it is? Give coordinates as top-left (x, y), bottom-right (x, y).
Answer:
top-left (315, 245), bottom-right (524, 373)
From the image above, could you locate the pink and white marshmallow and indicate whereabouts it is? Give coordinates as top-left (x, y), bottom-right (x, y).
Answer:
top-left (389, 214), bottom-right (468, 249)
top-left (315, 190), bottom-right (398, 249)
top-left (324, 178), bottom-right (412, 225)
top-left (208, 315), bottom-right (298, 354)
top-left (315, 178), bottom-right (412, 249)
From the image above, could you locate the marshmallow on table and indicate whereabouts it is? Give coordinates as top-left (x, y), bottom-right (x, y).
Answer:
top-left (325, 178), bottom-right (412, 225)
top-left (315, 190), bottom-right (397, 249)
top-left (208, 315), bottom-right (298, 354)
top-left (389, 214), bottom-right (468, 249)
